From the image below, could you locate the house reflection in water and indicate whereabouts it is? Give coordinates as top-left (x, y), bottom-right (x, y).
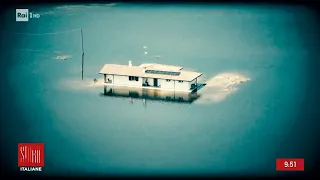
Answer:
top-left (99, 85), bottom-right (200, 104)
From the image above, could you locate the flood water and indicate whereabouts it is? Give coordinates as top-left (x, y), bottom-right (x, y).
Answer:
top-left (1, 3), bottom-right (319, 176)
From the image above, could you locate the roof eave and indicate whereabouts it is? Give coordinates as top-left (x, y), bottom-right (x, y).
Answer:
top-left (98, 72), bottom-right (203, 82)
top-left (188, 73), bottom-right (202, 82)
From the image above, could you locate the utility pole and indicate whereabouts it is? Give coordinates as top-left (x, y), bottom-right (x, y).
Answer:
top-left (81, 29), bottom-right (84, 80)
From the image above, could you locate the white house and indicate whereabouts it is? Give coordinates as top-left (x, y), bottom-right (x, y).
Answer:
top-left (98, 61), bottom-right (202, 92)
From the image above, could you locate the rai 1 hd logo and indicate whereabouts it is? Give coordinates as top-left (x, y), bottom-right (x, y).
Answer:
top-left (16, 9), bottom-right (40, 22)
top-left (18, 143), bottom-right (44, 172)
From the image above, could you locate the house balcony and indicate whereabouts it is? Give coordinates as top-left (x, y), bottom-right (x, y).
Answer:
top-left (142, 83), bottom-right (160, 88)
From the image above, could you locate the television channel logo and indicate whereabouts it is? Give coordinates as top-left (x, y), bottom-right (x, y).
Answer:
top-left (18, 143), bottom-right (44, 172)
top-left (16, 9), bottom-right (40, 22)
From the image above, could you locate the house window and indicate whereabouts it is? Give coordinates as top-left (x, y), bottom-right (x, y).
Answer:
top-left (178, 80), bottom-right (183, 83)
top-left (129, 76), bottom-right (139, 81)
top-left (166, 79), bottom-right (171, 82)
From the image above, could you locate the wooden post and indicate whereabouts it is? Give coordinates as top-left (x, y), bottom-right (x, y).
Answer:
top-left (81, 29), bottom-right (84, 80)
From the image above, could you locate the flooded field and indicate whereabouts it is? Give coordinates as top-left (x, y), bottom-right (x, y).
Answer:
top-left (1, 3), bottom-right (319, 176)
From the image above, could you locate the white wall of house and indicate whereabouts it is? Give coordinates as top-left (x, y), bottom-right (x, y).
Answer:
top-left (174, 80), bottom-right (190, 91)
top-left (113, 75), bottom-right (142, 87)
top-left (158, 79), bottom-right (174, 89)
top-left (103, 74), bottom-right (195, 91)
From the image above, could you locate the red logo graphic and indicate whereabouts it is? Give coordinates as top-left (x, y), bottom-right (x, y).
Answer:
top-left (18, 143), bottom-right (44, 167)
top-left (276, 158), bottom-right (304, 171)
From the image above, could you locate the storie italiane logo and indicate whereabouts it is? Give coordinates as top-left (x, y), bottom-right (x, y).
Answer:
top-left (18, 143), bottom-right (44, 172)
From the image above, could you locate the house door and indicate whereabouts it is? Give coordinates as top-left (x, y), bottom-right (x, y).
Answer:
top-left (154, 78), bottom-right (158, 87)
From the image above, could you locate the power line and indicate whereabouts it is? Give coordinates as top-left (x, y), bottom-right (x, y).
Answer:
top-left (11, 29), bottom-right (81, 36)
top-left (12, 28), bottom-right (85, 81)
